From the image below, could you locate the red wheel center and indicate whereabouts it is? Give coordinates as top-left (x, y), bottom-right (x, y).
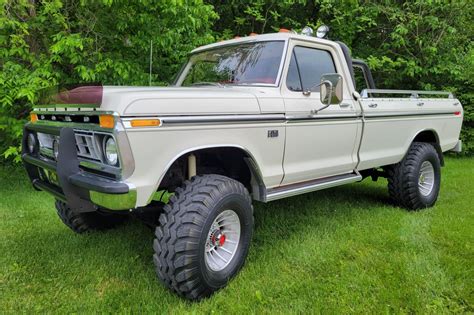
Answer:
top-left (219, 233), bottom-right (226, 246)
top-left (211, 231), bottom-right (226, 247)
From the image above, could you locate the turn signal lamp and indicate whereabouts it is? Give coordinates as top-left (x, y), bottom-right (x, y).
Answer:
top-left (130, 119), bottom-right (161, 127)
top-left (30, 113), bottom-right (38, 123)
top-left (99, 114), bottom-right (115, 129)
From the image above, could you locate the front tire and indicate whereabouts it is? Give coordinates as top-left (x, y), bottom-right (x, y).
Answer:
top-left (55, 200), bottom-right (128, 233)
top-left (153, 175), bottom-right (254, 300)
top-left (386, 142), bottom-right (441, 210)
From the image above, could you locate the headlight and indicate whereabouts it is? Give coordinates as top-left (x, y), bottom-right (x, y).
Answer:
top-left (103, 136), bottom-right (118, 166)
top-left (27, 133), bottom-right (37, 153)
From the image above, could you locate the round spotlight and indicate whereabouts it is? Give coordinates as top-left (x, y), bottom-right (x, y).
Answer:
top-left (316, 25), bottom-right (330, 38)
top-left (27, 133), bottom-right (37, 153)
top-left (52, 139), bottom-right (59, 159)
top-left (103, 136), bottom-right (118, 166)
top-left (301, 26), bottom-right (314, 37)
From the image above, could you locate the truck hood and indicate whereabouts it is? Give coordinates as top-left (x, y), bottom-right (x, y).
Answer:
top-left (100, 86), bottom-right (262, 116)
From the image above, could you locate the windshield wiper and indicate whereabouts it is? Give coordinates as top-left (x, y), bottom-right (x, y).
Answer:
top-left (190, 82), bottom-right (224, 87)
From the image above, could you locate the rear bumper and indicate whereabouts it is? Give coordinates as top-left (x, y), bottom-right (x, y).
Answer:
top-left (22, 125), bottom-right (136, 211)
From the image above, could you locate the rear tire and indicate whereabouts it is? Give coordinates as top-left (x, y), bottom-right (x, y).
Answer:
top-left (386, 142), bottom-right (441, 210)
top-left (55, 200), bottom-right (128, 233)
top-left (153, 174), bottom-right (254, 300)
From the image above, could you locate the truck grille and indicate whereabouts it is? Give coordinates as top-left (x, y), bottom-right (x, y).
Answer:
top-left (74, 132), bottom-right (102, 161)
top-left (37, 130), bottom-right (106, 164)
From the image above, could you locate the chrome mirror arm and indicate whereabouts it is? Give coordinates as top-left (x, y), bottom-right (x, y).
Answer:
top-left (309, 80), bottom-right (333, 114)
top-left (302, 81), bottom-right (328, 96)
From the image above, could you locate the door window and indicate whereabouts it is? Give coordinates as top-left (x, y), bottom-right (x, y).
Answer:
top-left (286, 46), bottom-right (336, 92)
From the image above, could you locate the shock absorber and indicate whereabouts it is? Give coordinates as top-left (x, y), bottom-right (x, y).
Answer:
top-left (188, 153), bottom-right (196, 179)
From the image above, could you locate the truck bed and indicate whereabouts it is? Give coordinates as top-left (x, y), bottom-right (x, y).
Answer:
top-left (357, 89), bottom-right (462, 170)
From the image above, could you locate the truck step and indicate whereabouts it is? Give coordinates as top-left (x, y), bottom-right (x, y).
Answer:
top-left (264, 172), bottom-right (362, 202)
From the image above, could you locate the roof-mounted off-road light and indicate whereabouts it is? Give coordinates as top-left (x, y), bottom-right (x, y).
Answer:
top-left (301, 26), bottom-right (314, 37)
top-left (316, 25), bottom-right (330, 38)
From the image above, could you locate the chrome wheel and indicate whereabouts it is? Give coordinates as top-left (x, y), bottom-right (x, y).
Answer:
top-left (418, 161), bottom-right (435, 196)
top-left (205, 209), bottom-right (241, 272)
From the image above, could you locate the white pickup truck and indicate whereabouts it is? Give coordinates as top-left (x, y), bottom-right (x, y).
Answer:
top-left (22, 29), bottom-right (463, 300)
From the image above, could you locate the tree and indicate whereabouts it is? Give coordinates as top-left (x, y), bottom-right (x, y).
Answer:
top-left (1, 0), bottom-right (472, 161)
top-left (0, 0), bottom-right (217, 161)
top-left (209, 0), bottom-right (473, 153)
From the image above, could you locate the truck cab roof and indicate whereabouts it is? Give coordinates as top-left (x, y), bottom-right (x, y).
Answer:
top-left (191, 32), bottom-right (376, 90)
top-left (191, 32), bottom-right (336, 54)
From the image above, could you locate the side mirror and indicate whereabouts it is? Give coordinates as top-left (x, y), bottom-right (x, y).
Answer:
top-left (320, 73), bottom-right (343, 106)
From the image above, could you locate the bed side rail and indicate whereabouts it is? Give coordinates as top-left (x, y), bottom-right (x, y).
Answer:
top-left (361, 89), bottom-right (454, 99)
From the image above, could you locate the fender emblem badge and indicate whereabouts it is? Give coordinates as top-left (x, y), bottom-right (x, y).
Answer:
top-left (268, 130), bottom-right (279, 138)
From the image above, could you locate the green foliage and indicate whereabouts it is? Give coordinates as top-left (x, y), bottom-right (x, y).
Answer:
top-left (0, 0), bottom-right (217, 161)
top-left (210, 0), bottom-right (473, 154)
top-left (1, 0), bottom-right (473, 161)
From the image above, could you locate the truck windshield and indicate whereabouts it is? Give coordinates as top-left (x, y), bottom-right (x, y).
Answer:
top-left (179, 41), bottom-right (285, 86)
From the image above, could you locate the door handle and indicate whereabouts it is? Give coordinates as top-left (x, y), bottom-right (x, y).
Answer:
top-left (339, 103), bottom-right (351, 108)
top-left (368, 103), bottom-right (378, 108)
top-left (417, 102), bottom-right (424, 107)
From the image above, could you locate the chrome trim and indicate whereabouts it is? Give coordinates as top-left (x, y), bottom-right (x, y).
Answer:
top-left (114, 116), bottom-right (135, 179)
top-left (364, 111), bottom-right (458, 119)
top-left (286, 113), bottom-right (361, 121)
top-left (122, 113), bottom-right (363, 128)
top-left (148, 144), bottom-right (266, 204)
top-left (122, 114), bottom-right (285, 128)
top-left (32, 110), bottom-right (112, 115)
top-left (361, 89), bottom-right (454, 99)
top-left (264, 172), bottom-right (362, 202)
top-left (31, 120), bottom-right (112, 132)
top-left (161, 114), bottom-right (285, 124)
top-left (89, 185), bottom-right (137, 210)
top-left (34, 104), bottom-right (99, 110)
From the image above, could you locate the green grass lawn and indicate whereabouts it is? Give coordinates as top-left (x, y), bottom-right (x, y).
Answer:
top-left (1, 157), bottom-right (473, 313)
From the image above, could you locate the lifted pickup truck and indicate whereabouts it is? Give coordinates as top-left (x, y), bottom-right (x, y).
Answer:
top-left (22, 29), bottom-right (463, 300)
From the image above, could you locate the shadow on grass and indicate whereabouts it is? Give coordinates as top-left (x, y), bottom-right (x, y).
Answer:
top-left (6, 175), bottom-right (395, 299)
top-left (251, 180), bottom-right (392, 240)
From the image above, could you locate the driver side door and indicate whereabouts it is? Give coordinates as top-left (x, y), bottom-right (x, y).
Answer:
top-left (281, 41), bottom-right (361, 185)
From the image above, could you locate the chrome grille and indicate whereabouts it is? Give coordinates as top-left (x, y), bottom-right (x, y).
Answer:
top-left (75, 132), bottom-right (102, 161)
top-left (37, 131), bottom-right (106, 163)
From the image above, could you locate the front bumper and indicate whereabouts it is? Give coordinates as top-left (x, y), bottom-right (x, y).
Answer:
top-left (22, 125), bottom-right (136, 211)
